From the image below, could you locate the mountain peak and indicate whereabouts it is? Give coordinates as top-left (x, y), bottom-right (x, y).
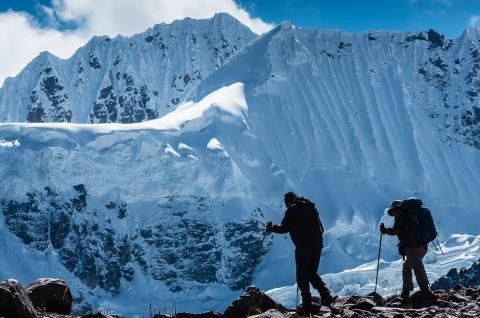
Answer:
top-left (211, 12), bottom-right (240, 22)
top-left (0, 14), bottom-right (257, 123)
top-left (280, 21), bottom-right (293, 30)
top-left (459, 28), bottom-right (480, 40)
top-left (147, 12), bottom-right (248, 33)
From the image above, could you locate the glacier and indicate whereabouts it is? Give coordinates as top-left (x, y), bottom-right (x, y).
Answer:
top-left (1, 14), bottom-right (480, 316)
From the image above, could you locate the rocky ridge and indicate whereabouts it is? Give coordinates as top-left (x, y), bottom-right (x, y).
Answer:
top-left (2, 280), bottom-right (480, 318)
top-left (432, 258), bottom-right (480, 291)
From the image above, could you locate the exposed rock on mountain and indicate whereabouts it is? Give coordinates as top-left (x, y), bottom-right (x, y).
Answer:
top-left (432, 258), bottom-right (480, 290)
top-left (0, 185), bottom-right (270, 298)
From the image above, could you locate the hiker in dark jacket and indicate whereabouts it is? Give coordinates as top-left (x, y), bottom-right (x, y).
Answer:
top-left (380, 200), bottom-right (433, 303)
top-left (266, 192), bottom-right (334, 313)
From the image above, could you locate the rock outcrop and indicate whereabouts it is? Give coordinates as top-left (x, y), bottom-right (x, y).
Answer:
top-left (26, 278), bottom-right (73, 314)
top-left (0, 279), bottom-right (38, 318)
top-left (2, 278), bottom-right (480, 317)
top-left (432, 258), bottom-right (480, 290)
top-left (223, 287), bottom-right (286, 318)
top-left (240, 286), bottom-right (480, 317)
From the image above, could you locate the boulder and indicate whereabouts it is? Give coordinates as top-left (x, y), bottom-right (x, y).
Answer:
top-left (367, 292), bottom-right (385, 306)
top-left (453, 284), bottom-right (465, 291)
top-left (25, 278), bottom-right (72, 314)
top-left (351, 298), bottom-right (376, 311)
top-left (0, 279), bottom-right (38, 318)
top-left (409, 291), bottom-right (437, 309)
top-left (223, 287), bottom-right (285, 318)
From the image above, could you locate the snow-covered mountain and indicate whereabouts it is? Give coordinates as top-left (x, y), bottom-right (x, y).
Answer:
top-left (0, 13), bottom-right (256, 123)
top-left (1, 15), bottom-right (480, 315)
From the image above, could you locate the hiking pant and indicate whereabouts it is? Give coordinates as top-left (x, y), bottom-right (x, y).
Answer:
top-left (295, 247), bottom-right (331, 308)
top-left (402, 245), bottom-right (430, 293)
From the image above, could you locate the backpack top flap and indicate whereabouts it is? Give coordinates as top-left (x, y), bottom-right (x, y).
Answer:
top-left (400, 197), bottom-right (423, 212)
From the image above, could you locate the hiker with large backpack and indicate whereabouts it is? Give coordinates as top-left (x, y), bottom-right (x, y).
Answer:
top-left (380, 198), bottom-right (436, 304)
top-left (266, 192), bottom-right (334, 314)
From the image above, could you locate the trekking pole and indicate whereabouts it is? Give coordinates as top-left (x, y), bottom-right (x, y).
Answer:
top-left (242, 231), bottom-right (269, 291)
top-left (374, 228), bottom-right (383, 294)
top-left (436, 237), bottom-right (445, 255)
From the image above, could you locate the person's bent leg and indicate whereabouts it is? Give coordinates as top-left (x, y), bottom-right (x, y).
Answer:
top-left (309, 247), bottom-right (333, 305)
top-left (295, 249), bottom-right (313, 311)
top-left (407, 245), bottom-right (430, 292)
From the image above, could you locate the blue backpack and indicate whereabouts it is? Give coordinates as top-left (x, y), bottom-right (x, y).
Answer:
top-left (401, 197), bottom-right (437, 244)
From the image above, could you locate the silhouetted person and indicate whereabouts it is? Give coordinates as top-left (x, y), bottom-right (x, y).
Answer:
top-left (267, 192), bottom-right (334, 314)
top-left (380, 199), bottom-right (434, 303)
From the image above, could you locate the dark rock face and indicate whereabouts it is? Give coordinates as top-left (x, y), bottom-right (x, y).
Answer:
top-left (89, 71), bottom-right (159, 124)
top-left (0, 186), bottom-right (270, 296)
top-left (0, 279), bottom-right (39, 318)
top-left (25, 278), bottom-right (73, 314)
top-left (27, 66), bottom-right (72, 123)
top-left (223, 287), bottom-right (285, 318)
top-left (432, 259), bottom-right (480, 290)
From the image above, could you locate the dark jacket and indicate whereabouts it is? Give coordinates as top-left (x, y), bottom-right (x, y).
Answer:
top-left (271, 197), bottom-right (324, 249)
top-left (384, 210), bottom-right (420, 248)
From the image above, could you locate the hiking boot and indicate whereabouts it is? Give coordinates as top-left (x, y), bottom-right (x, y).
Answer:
top-left (321, 294), bottom-right (337, 306)
top-left (297, 303), bottom-right (313, 316)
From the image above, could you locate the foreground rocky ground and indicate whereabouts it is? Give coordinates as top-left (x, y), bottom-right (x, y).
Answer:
top-left (1, 279), bottom-right (480, 318)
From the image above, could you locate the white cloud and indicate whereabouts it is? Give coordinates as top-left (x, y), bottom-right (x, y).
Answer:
top-left (54, 0), bottom-right (273, 37)
top-left (0, 0), bottom-right (273, 86)
top-left (0, 11), bottom-right (89, 86)
top-left (468, 15), bottom-right (480, 28)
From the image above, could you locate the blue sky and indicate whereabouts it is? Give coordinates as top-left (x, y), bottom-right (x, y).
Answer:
top-left (0, 0), bottom-right (51, 15)
top-left (237, 0), bottom-right (480, 37)
top-left (2, 0), bottom-right (480, 37)
top-left (1, 0), bottom-right (480, 86)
